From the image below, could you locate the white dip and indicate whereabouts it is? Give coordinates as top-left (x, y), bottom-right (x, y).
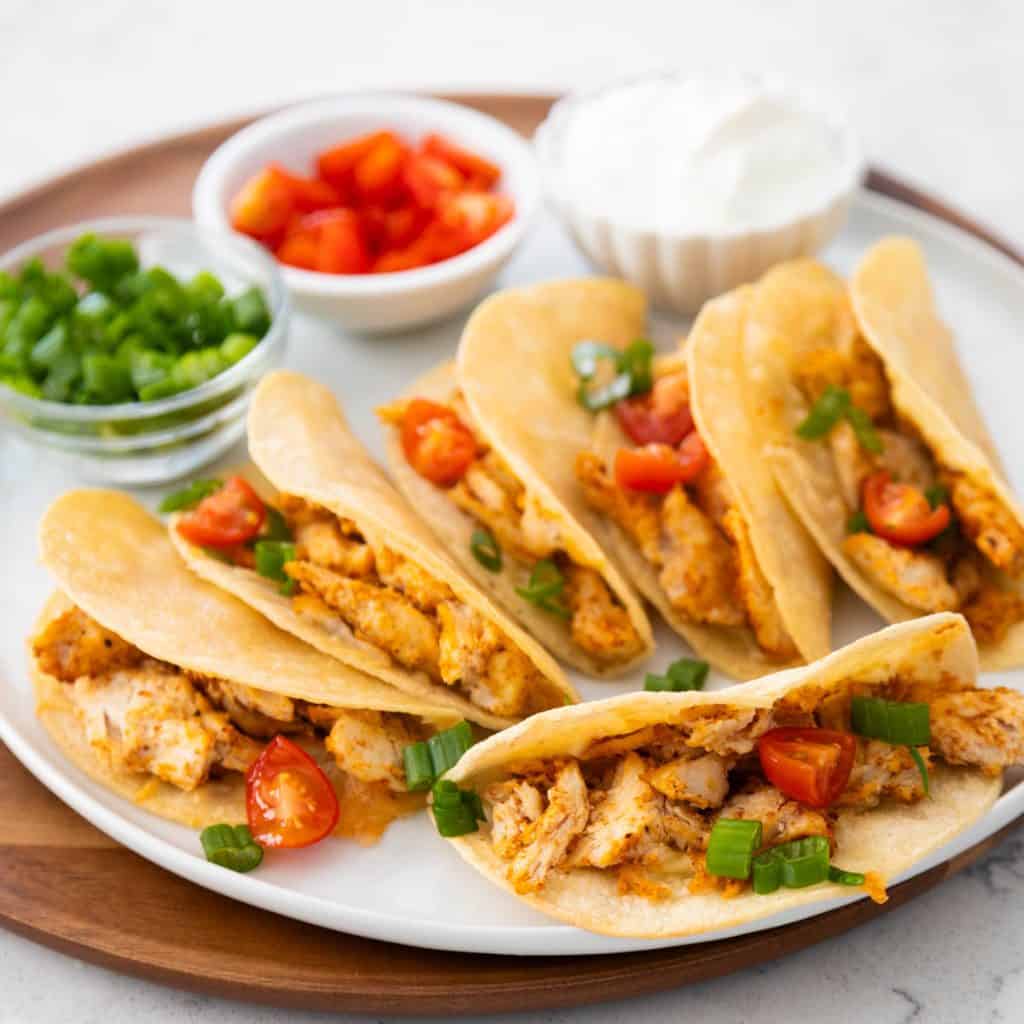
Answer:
top-left (553, 75), bottom-right (858, 235)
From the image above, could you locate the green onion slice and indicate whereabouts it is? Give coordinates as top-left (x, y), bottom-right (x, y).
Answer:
top-left (262, 505), bottom-right (293, 542)
top-left (403, 743), bottom-right (435, 792)
top-left (571, 337), bottom-right (655, 410)
top-left (924, 484), bottom-right (949, 509)
top-left (796, 386), bottom-right (851, 439)
top-left (618, 339), bottom-right (655, 396)
top-left (908, 746), bottom-right (931, 798)
top-left (846, 405), bottom-right (884, 454)
top-left (254, 540), bottom-right (296, 584)
top-left (158, 478), bottom-right (223, 514)
top-left (200, 823), bottom-right (263, 873)
top-left (571, 340), bottom-right (620, 379)
top-left (706, 818), bottom-right (762, 880)
top-left (404, 721), bottom-right (475, 792)
top-left (644, 658), bottom-right (710, 692)
top-left (828, 865), bottom-right (867, 887)
top-left (431, 779), bottom-right (485, 837)
top-left (516, 559), bottom-right (572, 619)
top-left (776, 836), bottom-right (831, 888)
top-left (847, 509), bottom-right (871, 534)
top-left (577, 371), bottom-right (632, 411)
top-left (470, 528), bottom-right (502, 572)
top-left (752, 850), bottom-right (784, 894)
top-left (851, 697), bottom-right (930, 746)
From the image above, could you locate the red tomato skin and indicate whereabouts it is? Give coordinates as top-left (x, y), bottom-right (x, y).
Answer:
top-left (862, 471), bottom-right (951, 546)
top-left (230, 168), bottom-right (296, 240)
top-left (403, 153), bottom-right (464, 208)
top-left (759, 727), bottom-right (856, 809)
top-left (615, 393), bottom-right (694, 445)
top-left (316, 131), bottom-right (396, 190)
top-left (400, 398), bottom-right (477, 485)
top-left (613, 432), bottom-right (709, 493)
top-left (176, 476), bottom-right (267, 548)
top-left (246, 736), bottom-right (340, 850)
top-left (422, 133), bottom-right (502, 187)
top-left (352, 135), bottom-right (408, 206)
top-left (275, 229), bottom-right (320, 271)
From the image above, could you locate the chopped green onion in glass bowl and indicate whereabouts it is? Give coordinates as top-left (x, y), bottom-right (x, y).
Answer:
top-left (0, 216), bottom-right (289, 484)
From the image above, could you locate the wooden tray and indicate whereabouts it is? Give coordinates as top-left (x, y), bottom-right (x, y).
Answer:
top-left (2, 93), bottom-right (1022, 1017)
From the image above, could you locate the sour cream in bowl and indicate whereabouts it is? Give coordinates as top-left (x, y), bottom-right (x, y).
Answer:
top-left (536, 72), bottom-right (863, 314)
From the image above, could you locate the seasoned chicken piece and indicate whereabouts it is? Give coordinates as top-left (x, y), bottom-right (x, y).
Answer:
top-left (686, 708), bottom-right (776, 757)
top-left (795, 346), bottom-right (847, 405)
top-left (508, 760), bottom-right (590, 893)
top-left (325, 709), bottom-right (421, 791)
top-left (829, 419), bottom-right (874, 510)
top-left (564, 564), bottom-right (645, 663)
top-left (720, 782), bottom-right (832, 848)
top-left (843, 534), bottom-right (959, 612)
top-left (649, 366), bottom-right (690, 417)
top-left (930, 688), bottom-right (1024, 775)
top-left (876, 429), bottom-right (937, 491)
top-left (374, 546), bottom-right (452, 612)
top-left (721, 508), bottom-right (798, 659)
top-left (286, 561), bottom-right (440, 675)
top-left (519, 492), bottom-right (564, 560)
top-left (67, 662), bottom-right (261, 790)
top-left (437, 601), bottom-right (538, 716)
top-left (647, 753), bottom-right (731, 809)
top-left (844, 337), bottom-right (891, 421)
top-left (293, 518), bottom-right (375, 578)
top-left (579, 723), bottom-right (690, 762)
top-left (33, 606), bottom-right (142, 682)
top-left (952, 552), bottom-right (985, 605)
top-left (487, 778), bottom-right (544, 859)
top-left (568, 754), bottom-right (662, 868)
top-left (837, 739), bottom-right (929, 809)
top-left (659, 486), bottom-right (744, 627)
top-left (575, 452), bottom-right (661, 565)
top-left (450, 461), bottom-right (531, 561)
top-left (944, 472), bottom-right (1024, 577)
top-left (692, 462), bottom-right (734, 532)
top-left (194, 676), bottom-right (302, 738)
top-left (961, 585), bottom-right (1024, 646)
top-left (659, 799), bottom-right (710, 852)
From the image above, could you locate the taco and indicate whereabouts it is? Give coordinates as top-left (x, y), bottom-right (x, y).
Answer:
top-left (33, 490), bottom-right (464, 845)
top-left (440, 613), bottom-right (1024, 937)
top-left (744, 246), bottom-right (1024, 668)
top-left (379, 279), bottom-right (656, 677)
top-left (573, 285), bottom-right (832, 678)
top-left (171, 370), bottom-right (575, 732)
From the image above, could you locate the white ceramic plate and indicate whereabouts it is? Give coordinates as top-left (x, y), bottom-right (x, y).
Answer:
top-left (3, 191), bottom-right (1024, 956)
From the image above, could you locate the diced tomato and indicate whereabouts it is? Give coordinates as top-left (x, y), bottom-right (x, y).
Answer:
top-left (613, 431), bottom-right (709, 493)
top-left (403, 153), bottom-right (465, 208)
top-left (246, 736), bottom-right (340, 849)
top-left (270, 163), bottom-right (342, 211)
top-left (759, 727), bottom-right (856, 808)
top-left (422, 133), bottom-right (502, 187)
top-left (275, 227), bottom-right (320, 271)
top-left (306, 209), bottom-right (371, 274)
top-left (400, 398), bottom-right (477, 485)
top-left (436, 191), bottom-right (513, 249)
top-left (862, 470), bottom-right (951, 546)
top-left (316, 131), bottom-right (397, 190)
top-left (615, 391), bottom-right (694, 446)
top-left (230, 167), bottom-right (296, 240)
top-left (352, 134), bottom-right (408, 206)
top-left (176, 476), bottom-right (266, 548)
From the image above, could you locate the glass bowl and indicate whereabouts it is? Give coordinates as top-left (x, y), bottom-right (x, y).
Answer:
top-left (0, 216), bottom-right (289, 484)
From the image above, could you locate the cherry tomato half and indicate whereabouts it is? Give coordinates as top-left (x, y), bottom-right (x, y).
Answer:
top-left (613, 432), bottom-right (710, 493)
top-left (862, 470), bottom-right (951, 546)
top-left (176, 476), bottom-right (266, 549)
top-left (400, 398), bottom-right (478, 486)
top-left (246, 736), bottom-right (340, 849)
top-left (759, 727), bottom-right (856, 809)
top-left (615, 391), bottom-right (694, 446)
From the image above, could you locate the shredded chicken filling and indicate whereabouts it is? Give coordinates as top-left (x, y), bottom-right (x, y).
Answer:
top-left (796, 335), bottom-right (1024, 643)
top-left (483, 676), bottom-right (1024, 898)
top-left (574, 366), bottom-right (797, 660)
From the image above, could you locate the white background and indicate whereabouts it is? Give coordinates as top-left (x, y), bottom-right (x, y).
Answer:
top-left (4, 1), bottom-right (1024, 1021)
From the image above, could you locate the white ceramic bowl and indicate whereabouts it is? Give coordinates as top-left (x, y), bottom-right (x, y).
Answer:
top-left (535, 72), bottom-right (865, 315)
top-left (194, 95), bottom-right (540, 332)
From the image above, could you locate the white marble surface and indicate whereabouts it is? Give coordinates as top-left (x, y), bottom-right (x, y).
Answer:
top-left (4, 0), bottom-right (1024, 1020)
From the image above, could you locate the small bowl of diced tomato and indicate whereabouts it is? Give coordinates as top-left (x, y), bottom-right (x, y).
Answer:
top-left (194, 94), bottom-right (540, 331)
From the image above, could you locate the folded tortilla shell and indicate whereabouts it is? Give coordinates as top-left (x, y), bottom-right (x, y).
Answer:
top-left (232, 370), bottom-right (575, 728)
top-left (446, 614), bottom-right (1000, 937)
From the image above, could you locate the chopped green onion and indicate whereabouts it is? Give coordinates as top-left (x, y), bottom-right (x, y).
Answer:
top-left (261, 505), bottom-right (293, 542)
top-left (619, 339), bottom-right (655, 395)
top-left (847, 509), bottom-right (871, 534)
top-left (925, 484), bottom-right (948, 509)
top-left (403, 742), bottom-right (435, 792)
top-left (516, 559), bottom-right (571, 619)
top-left (220, 332), bottom-right (258, 364)
top-left (851, 697), bottom-right (930, 746)
top-left (431, 779), bottom-right (485, 837)
top-left (570, 340), bottom-right (620, 379)
top-left (776, 836), bottom-right (831, 888)
top-left (404, 721), bottom-right (475, 791)
top-left (470, 528), bottom-right (502, 572)
top-left (158, 478), bottom-right (223, 514)
top-left (577, 371), bottom-right (632, 411)
top-left (278, 578), bottom-right (298, 597)
top-left (752, 850), bottom-right (784, 894)
top-left (200, 823), bottom-right (263, 873)
top-left (908, 746), bottom-right (931, 797)
top-left (828, 865), bottom-right (867, 887)
top-left (845, 405), bottom-right (884, 454)
top-left (796, 386), bottom-right (851, 439)
top-left (254, 540), bottom-right (296, 584)
top-left (644, 657), bottom-right (710, 692)
top-left (706, 819), bottom-right (762, 880)
top-left (571, 337), bottom-right (656, 410)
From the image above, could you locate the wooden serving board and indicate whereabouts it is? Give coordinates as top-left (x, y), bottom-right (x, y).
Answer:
top-left (1, 93), bottom-right (1022, 1016)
